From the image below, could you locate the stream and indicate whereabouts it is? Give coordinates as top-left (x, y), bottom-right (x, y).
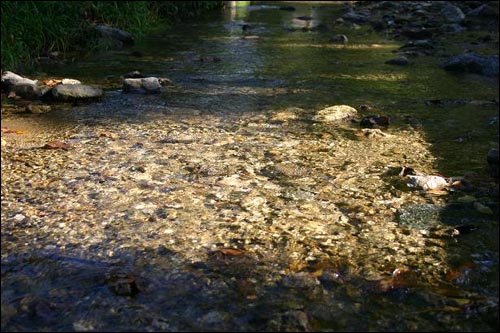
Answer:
top-left (1, 2), bottom-right (499, 331)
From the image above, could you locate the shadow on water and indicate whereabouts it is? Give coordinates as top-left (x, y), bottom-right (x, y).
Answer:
top-left (2, 1), bottom-right (499, 331)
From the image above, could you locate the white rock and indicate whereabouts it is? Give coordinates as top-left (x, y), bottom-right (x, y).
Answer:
top-left (313, 105), bottom-right (357, 122)
top-left (405, 175), bottom-right (449, 190)
top-left (61, 78), bottom-right (81, 85)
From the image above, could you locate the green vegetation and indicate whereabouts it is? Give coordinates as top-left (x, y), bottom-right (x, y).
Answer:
top-left (1, 1), bottom-right (225, 71)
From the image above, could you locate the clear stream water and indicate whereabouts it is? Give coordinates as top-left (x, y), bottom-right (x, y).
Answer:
top-left (1, 2), bottom-right (498, 331)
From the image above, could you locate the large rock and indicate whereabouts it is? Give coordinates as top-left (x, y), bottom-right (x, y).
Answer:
top-left (49, 84), bottom-right (104, 101)
top-left (441, 52), bottom-right (499, 77)
top-left (1, 71), bottom-right (38, 88)
top-left (123, 77), bottom-right (169, 94)
top-left (441, 4), bottom-right (465, 23)
top-left (313, 105), bottom-right (357, 122)
top-left (487, 148), bottom-right (499, 178)
top-left (95, 25), bottom-right (134, 45)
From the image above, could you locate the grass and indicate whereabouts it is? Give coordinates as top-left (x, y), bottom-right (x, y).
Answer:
top-left (1, 1), bottom-right (225, 72)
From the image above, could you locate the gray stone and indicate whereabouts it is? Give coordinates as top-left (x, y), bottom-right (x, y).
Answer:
top-left (123, 77), bottom-right (163, 94)
top-left (50, 84), bottom-right (104, 101)
top-left (441, 4), bottom-right (465, 23)
top-left (441, 53), bottom-right (499, 77)
top-left (96, 25), bottom-right (134, 45)
top-left (330, 34), bottom-right (348, 44)
top-left (9, 84), bottom-right (41, 99)
top-left (1, 71), bottom-right (38, 88)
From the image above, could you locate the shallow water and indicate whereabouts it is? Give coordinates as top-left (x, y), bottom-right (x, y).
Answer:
top-left (2, 2), bottom-right (499, 331)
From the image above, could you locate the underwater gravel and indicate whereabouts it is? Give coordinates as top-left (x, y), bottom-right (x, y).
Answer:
top-left (4, 100), bottom-right (494, 331)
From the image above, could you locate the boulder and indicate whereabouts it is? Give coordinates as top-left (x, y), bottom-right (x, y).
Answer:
top-left (9, 84), bottom-right (42, 99)
top-left (441, 52), bottom-right (499, 77)
top-left (313, 105), bottom-right (357, 122)
top-left (487, 148), bottom-right (499, 178)
top-left (1, 71), bottom-right (39, 98)
top-left (1, 71), bottom-right (38, 88)
top-left (441, 4), bottom-right (465, 23)
top-left (360, 115), bottom-right (390, 128)
top-left (385, 56), bottom-right (409, 66)
top-left (123, 77), bottom-right (168, 94)
top-left (49, 84), bottom-right (104, 101)
top-left (95, 25), bottom-right (134, 45)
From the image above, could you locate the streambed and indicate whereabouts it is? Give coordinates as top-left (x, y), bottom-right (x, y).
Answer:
top-left (1, 2), bottom-right (498, 331)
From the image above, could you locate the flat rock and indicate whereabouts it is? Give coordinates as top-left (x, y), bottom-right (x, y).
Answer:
top-left (123, 77), bottom-right (164, 94)
top-left (441, 53), bottom-right (499, 77)
top-left (313, 105), bottom-right (357, 122)
top-left (49, 84), bottom-right (104, 101)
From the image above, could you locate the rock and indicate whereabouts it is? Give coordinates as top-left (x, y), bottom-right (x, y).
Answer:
top-left (342, 10), bottom-right (368, 23)
top-left (279, 6), bottom-right (296, 11)
top-left (473, 202), bottom-right (493, 215)
top-left (313, 105), bottom-right (357, 122)
top-left (26, 102), bottom-right (52, 114)
top-left (441, 24), bottom-right (466, 33)
top-left (400, 28), bottom-right (433, 40)
top-left (8, 84), bottom-right (42, 99)
top-left (400, 39), bottom-right (434, 50)
top-left (405, 175), bottom-right (450, 191)
top-left (95, 25), bottom-right (134, 45)
top-left (487, 148), bottom-right (499, 164)
top-left (441, 4), bottom-right (465, 23)
top-left (487, 148), bottom-right (499, 178)
top-left (467, 4), bottom-right (497, 17)
top-left (61, 78), bottom-right (81, 85)
top-left (1, 71), bottom-right (38, 89)
top-left (271, 310), bottom-right (312, 332)
top-left (360, 115), bottom-right (390, 128)
top-left (1, 71), bottom-right (41, 99)
top-left (49, 84), bottom-right (104, 101)
top-left (358, 128), bottom-right (391, 139)
top-left (385, 56), bottom-right (409, 66)
top-left (123, 77), bottom-right (166, 94)
top-left (330, 34), bottom-right (348, 44)
top-left (441, 52), bottom-right (499, 77)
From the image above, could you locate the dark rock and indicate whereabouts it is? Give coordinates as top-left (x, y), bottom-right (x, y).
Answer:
top-left (400, 28), bottom-right (433, 39)
top-left (467, 4), bottom-right (497, 17)
top-left (95, 25), bottom-right (134, 45)
top-left (49, 84), bottom-right (104, 101)
top-left (385, 56), bottom-right (409, 66)
top-left (487, 148), bottom-right (499, 178)
top-left (488, 148), bottom-right (500, 164)
top-left (1, 71), bottom-right (38, 93)
top-left (441, 4), bottom-right (465, 23)
top-left (279, 6), bottom-right (296, 11)
top-left (441, 52), bottom-right (499, 77)
top-left (330, 34), bottom-right (348, 44)
top-left (9, 84), bottom-right (41, 99)
top-left (130, 51), bottom-right (143, 57)
top-left (441, 23), bottom-right (466, 33)
top-left (342, 10), bottom-right (368, 24)
top-left (360, 115), bottom-right (390, 128)
top-left (26, 102), bottom-right (51, 114)
top-left (401, 39), bottom-right (434, 50)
